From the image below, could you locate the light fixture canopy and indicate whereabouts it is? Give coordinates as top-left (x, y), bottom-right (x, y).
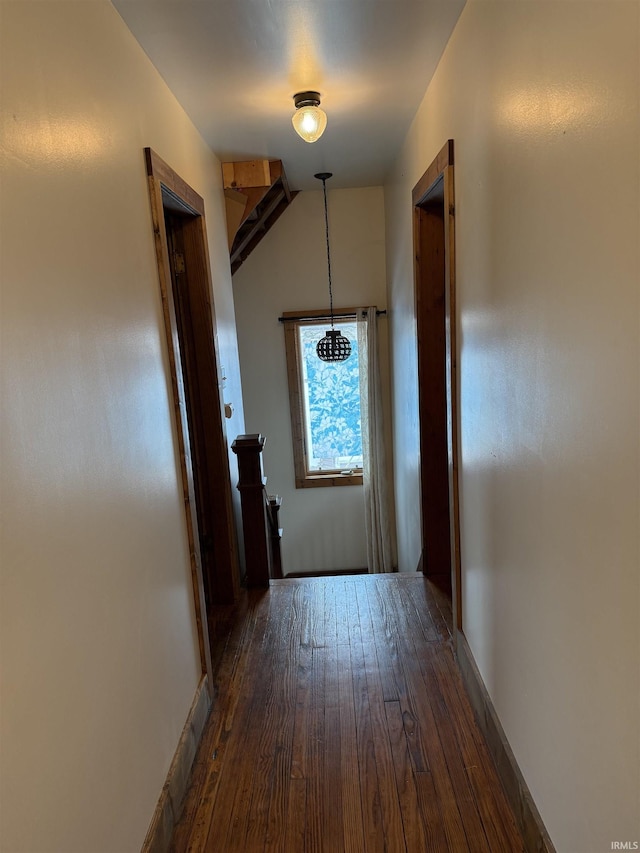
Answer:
top-left (292, 91), bottom-right (328, 143)
top-left (314, 172), bottom-right (351, 363)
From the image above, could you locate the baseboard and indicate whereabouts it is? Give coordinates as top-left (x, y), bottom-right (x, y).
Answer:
top-left (283, 567), bottom-right (369, 578)
top-left (455, 631), bottom-right (556, 853)
top-left (142, 675), bottom-right (212, 853)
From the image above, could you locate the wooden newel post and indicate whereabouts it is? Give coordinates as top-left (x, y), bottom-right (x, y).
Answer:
top-left (232, 434), bottom-right (272, 587)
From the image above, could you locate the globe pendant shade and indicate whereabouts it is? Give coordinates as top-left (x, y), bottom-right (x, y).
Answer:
top-left (292, 105), bottom-right (328, 143)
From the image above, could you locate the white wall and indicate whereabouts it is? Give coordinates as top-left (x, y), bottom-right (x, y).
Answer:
top-left (233, 187), bottom-right (393, 574)
top-left (0, 2), bottom-right (244, 850)
top-left (385, 1), bottom-right (639, 850)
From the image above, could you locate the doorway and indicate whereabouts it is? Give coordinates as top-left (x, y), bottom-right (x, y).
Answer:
top-left (412, 140), bottom-right (462, 631)
top-left (145, 148), bottom-right (241, 686)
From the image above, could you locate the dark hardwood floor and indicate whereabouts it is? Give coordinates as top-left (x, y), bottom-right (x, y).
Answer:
top-left (171, 575), bottom-right (525, 852)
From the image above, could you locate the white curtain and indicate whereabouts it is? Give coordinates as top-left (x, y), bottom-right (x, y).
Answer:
top-left (357, 308), bottom-right (395, 573)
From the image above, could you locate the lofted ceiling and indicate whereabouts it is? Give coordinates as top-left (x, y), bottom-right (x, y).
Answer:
top-left (112, 0), bottom-right (466, 191)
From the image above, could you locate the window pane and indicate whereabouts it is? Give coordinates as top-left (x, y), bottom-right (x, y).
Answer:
top-left (299, 321), bottom-right (363, 472)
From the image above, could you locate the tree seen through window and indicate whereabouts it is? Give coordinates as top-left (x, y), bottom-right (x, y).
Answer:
top-left (299, 321), bottom-right (363, 472)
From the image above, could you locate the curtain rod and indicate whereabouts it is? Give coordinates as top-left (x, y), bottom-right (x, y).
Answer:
top-left (278, 309), bottom-right (387, 323)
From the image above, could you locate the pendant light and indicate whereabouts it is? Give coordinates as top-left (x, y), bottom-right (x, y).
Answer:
top-left (315, 172), bottom-right (352, 363)
top-left (292, 91), bottom-right (328, 143)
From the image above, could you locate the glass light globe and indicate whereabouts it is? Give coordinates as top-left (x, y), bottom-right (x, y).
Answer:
top-left (292, 105), bottom-right (328, 143)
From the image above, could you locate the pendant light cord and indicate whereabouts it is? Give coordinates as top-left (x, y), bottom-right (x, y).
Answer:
top-left (313, 172), bottom-right (352, 363)
top-left (320, 176), bottom-right (334, 330)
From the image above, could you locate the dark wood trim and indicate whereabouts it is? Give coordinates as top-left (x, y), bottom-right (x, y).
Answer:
top-left (170, 212), bottom-right (240, 604)
top-left (279, 309), bottom-right (386, 324)
top-left (283, 567), bottom-right (369, 578)
top-left (443, 162), bottom-right (462, 630)
top-left (412, 139), bottom-right (454, 206)
top-left (281, 306), bottom-right (361, 321)
top-left (455, 632), bottom-right (556, 853)
top-left (141, 676), bottom-right (212, 853)
top-left (145, 147), bottom-right (241, 692)
top-left (231, 434), bottom-right (271, 588)
top-left (412, 140), bottom-right (462, 631)
top-left (145, 149), bottom-right (205, 215)
top-left (146, 147), bottom-right (240, 607)
top-left (145, 151), bottom-right (214, 686)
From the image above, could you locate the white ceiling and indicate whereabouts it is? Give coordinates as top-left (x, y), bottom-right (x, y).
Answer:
top-left (112, 0), bottom-right (466, 191)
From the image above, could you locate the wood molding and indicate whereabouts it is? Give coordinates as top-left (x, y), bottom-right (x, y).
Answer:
top-left (443, 161), bottom-right (462, 630)
top-left (283, 567), bottom-right (369, 579)
top-left (412, 139), bottom-right (454, 206)
top-left (412, 139), bottom-right (462, 632)
top-left (145, 147), bottom-right (240, 610)
top-left (455, 632), bottom-right (556, 853)
top-left (282, 310), bottom-right (364, 489)
top-left (145, 148), bottom-right (205, 215)
top-left (145, 150), bottom-right (214, 683)
top-left (222, 159), bottom-right (297, 274)
top-left (281, 307), bottom-right (360, 320)
top-left (142, 676), bottom-right (212, 853)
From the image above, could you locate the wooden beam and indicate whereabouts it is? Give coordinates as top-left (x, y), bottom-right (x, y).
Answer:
top-left (222, 159), bottom-right (296, 272)
top-left (222, 159), bottom-right (272, 190)
top-left (224, 188), bottom-right (248, 251)
top-left (230, 188), bottom-right (285, 264)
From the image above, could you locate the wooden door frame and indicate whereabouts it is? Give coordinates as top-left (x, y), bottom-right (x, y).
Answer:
top-left (412, 140), bottom-right (462, 631)
top-left (144, 148), bottom-right (240, 691)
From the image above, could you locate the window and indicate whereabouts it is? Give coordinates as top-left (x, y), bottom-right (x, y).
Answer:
top-left (283, 310), bottom-right (364, 488)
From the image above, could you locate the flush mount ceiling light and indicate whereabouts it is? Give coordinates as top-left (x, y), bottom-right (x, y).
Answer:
top-left (315, 172), bottom-right (352, 363)
top-left (292, 91), bottom-right (327, 143)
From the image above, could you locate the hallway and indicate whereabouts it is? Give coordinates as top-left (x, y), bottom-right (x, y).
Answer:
top-left (171, 575), bottom-right (524, 852)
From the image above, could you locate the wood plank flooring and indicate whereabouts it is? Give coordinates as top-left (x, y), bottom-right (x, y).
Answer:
top-left (171, 575), bottom-right (525, 852)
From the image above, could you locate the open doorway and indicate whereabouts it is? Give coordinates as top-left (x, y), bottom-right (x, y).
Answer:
top-left (145, 148), bottom-right (241, 686)
top-left (413, 140), bottom-right (462, 631)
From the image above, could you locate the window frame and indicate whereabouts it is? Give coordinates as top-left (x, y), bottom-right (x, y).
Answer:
top-left (283, 308), bottom-right (364, 489)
